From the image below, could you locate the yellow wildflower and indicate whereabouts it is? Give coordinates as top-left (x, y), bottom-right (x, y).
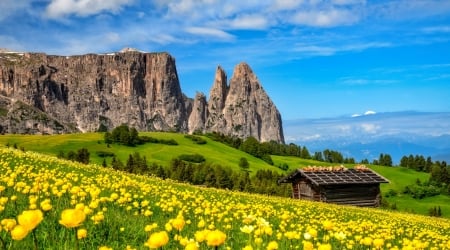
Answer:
top-left (1, 218), bottom-right (17, 231)
top-left (240, 225), bottom-right (254, 234)
top-left (267, 241), bottom-right (278, 250)
top-left (145, 231), bottom-right (169, 249)
top-left (206, 230), bottom-right (226, 247)
top-left (185, 242), bottom-right (199, 250)
top-left (303, 241), bottom-right (314, 250)
top-left (11, 225), bottom-right (28, 240)
top-left (18, 209), bottom-right (43, 231)
top-left (318, 243), bottom-right (332, 250)
top-left (59, 208), bottom-right (86, 228)
top-left (77, 228), bottom-right (87, 239)
top-left (322, 220), bottom-right (333, 231)
top-left (373, 238), bottom-right (384, 248)
top-left (172, 217), bottom-right (185, 231)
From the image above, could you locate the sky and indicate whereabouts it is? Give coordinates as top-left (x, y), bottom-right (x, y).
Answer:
top-left (1, 0), bottom-right (450, 120)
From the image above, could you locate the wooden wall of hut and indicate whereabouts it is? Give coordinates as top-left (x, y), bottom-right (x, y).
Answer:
top-left (319, 184), bottom-right (381, 207)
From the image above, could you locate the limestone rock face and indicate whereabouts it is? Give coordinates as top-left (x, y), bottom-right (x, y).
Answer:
top-left (0, 95), bottom-right (78, 134)
top-left (188, 92), bottom-right (208, 133)
top-left (204, 63), bottom-right (284, 143)
top-left (0, 51), bottom-right (187, 132)
top-left (206, 66), bottom-right (228, 130)
top-left (0, 50), bottom-right (284, 143)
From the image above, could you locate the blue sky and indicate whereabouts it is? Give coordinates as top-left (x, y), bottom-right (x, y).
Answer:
top-left (1, 0), bottom-right (449, 120)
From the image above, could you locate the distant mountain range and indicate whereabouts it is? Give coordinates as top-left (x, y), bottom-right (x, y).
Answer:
top-left (284, 111), bottom-right (450, 164)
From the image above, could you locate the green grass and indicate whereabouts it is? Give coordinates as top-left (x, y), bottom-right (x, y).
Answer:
top-left (0, 132), bottom-right (280, 174)
top-left (1, 132), bottom-right (449, 218)
top-left (384, 195), bottom-right (450, 216)
top-left (272, 155), bottom-right (342, 170)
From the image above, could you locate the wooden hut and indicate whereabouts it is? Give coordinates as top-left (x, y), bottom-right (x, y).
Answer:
top-left (278, 165), bottom-right (389, 207)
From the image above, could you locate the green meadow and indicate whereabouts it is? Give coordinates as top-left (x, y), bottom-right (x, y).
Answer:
top-left (0, 132), bottom-right (449, 218)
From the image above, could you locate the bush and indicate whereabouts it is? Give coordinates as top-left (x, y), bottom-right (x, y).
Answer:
top-left (178, 154), bottom-right (206, 163)
top-left (239, 157), bottom-right (249, 169)
top-left (159, 139), bottom-right (178, 145)
top-left (278, 163), bottom-right (289, 171)
top-left (384, 189), bottom-right (398, 198)
top-left (138, 136), bottom-right (159, 144)
top-left (403, 184), bottom-right (441, 199)
top-left (261, 154), bottom-right (273, 165)
top-left (184, 135), bottom-right (207, 144)
top-left (96, 151), bottom-right (115, 157)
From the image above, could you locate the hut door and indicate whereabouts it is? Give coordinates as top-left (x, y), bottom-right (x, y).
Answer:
top-left (299, 181), bottom-right (314, 200)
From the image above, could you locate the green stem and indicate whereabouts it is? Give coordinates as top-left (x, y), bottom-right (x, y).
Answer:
top-left (74, 229), bottom-right (79, 250)
top-left (32, 230), bottom-right (38, 250)
top-left (0, 235), bottom-right (6, 250)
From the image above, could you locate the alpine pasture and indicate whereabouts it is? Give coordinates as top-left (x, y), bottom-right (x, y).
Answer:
top-left (1, 147), bottom-right (449, 249)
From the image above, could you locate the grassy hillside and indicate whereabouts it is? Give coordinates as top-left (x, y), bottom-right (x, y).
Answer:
top-left (0, 147), bottom-right (449, 249)
top-left (0, 132), bottom-right (279, 173)
top-left (1, 132), bottom-right (448, 217)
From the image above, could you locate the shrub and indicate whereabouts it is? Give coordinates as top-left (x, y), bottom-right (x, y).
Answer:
top-left (96, 151), bottom-right (115, 157)
top-left (278, 163), bottom-right (289, 171)
top-left (178, 154), bottom-right (206, 163)
top-left (184, 135), bottom-right (207, 144)
top-left (261, 154), bottom-right (273, 165)
top-left (239, 157), bottom-right (249, 169)
top-left (385, 189), bottom-right (398, 198)
top-left (159, 139), bottom-right (178, 145)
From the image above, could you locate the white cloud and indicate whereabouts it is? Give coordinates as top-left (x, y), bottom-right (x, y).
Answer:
top-left (300, 134), bottom-right (322, 141)
top-left (291, 8), bottom-right (360, 27)
top-left (364, 110), bottom-right (376, 115)
top-left (0, 0), bottom-right (30, 21)
top-left (422, 26), bottom-right (450, 33)
top-left (185, 27), bottom-right (235, 40)
top-left (293, 45), bottom-right (336, 56)
top-left (46, 0), bottom-right (134, 18)
top-left (104, 32), bottom-right (120, 43)
top-left (272, 0), bottom-right (302, 10)
top-left (148, 34), bottom-right (177, 45)
top-left (225, 14), bottom-right (269, 30)
top-left (340, 77), bottom-right (398, 86)
top-left (332, 0), bottom-right (366, 6)
top-left (371, 0), bottom-right (450, 21)
top-left (360, 123), bottom-right (380, 133)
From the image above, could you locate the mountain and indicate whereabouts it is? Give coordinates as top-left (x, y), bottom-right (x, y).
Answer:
top-left (284, 111), bottom-right (450, 163)
top-left (0, 50), bottom-right (284, 143)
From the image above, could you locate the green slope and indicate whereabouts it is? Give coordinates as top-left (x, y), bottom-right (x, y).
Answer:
top-left (1, 132), bottom-right (448, 217)
top-left (0, 132), bottom-right (279, 173)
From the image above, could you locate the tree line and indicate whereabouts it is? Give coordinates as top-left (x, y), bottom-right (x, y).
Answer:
top-left (105, 152), bottom-right (290, 197)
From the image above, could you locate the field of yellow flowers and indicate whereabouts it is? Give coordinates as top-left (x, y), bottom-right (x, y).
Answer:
top-left (0, 147), bottom-right (449, 250)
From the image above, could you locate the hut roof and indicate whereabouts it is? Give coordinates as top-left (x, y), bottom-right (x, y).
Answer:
top-left (278, 165), bottom-right (389, 186)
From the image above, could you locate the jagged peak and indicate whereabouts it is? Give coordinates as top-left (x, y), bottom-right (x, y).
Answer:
top-left (214, 65), bottom-right (227, 85)
top-left (234, 62), bottom-right (253, 74)
top-left (231, 62), bottom-right (256, 81)
top-left (194, 91), bottom-right (206, 99)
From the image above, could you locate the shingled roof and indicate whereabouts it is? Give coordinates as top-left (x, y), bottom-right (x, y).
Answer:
top-left (278, 166), bottom-right (389, 186)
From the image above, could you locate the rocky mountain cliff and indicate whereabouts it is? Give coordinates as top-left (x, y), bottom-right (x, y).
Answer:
top-left (0, 50), bottom-right (284, 143)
